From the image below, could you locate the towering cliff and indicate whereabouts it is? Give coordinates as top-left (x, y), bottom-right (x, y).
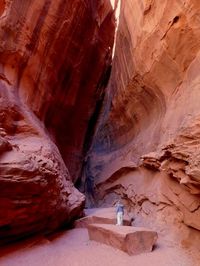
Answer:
top-left (1, 0), bottom-right (200, 248)
top-left (91, 0), bottom-right (200, 245)
top-left (0, 0), bottom-right (115, 242)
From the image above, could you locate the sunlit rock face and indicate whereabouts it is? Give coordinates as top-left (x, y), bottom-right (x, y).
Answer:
top-left (0, 0), bottom-right (115, 242)
top-left (91, 0), bottom-right (200, 241)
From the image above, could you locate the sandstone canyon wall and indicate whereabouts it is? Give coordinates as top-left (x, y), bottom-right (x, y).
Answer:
top-left (91, 0), bottom-right (200, 245)
top-left (0, 0), bottom-right (115, 243)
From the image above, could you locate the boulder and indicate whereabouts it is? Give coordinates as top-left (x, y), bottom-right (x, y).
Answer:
top-left (88, 223), bottom-right (158, 255)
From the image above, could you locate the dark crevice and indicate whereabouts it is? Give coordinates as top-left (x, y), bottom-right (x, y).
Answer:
top-left (75, 62), bottom-right (112, 203)
top-left (172, 16), bottom-right (180, 25)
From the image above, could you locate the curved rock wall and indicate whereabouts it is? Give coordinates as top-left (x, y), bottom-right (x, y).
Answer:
top-left (91, 0), bottom-right (200, 243)
top-left (0, 0), bottom-right (115, 242)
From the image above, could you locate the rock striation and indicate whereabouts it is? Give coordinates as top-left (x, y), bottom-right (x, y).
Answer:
top-left (90, 0), bottom-right (200, 245)
top-left (0, 0), bottom-right (115, 182)
top-left (0, 0), bottom-right (115, 242)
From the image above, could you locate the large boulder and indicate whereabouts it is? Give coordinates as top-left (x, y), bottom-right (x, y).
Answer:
top-left (88, 223), bottom-right (158, 255)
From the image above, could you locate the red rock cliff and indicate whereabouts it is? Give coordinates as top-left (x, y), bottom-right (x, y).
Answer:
top-left (0, 0), bottom-right (115, 242)
top-left (91, 0), bottom-right (200, 244)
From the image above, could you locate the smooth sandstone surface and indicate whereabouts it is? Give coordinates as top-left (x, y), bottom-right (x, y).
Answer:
top-left (0, 0), bottom-right (115, 242)
top-left (89, 0), bottom-right (200, 245)
top-left (1, 1), bottom-right (200, 261)
top-left (88, 223), bottom-right (158, 255)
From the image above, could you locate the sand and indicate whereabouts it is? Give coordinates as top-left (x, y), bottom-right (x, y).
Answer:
top-left (0, 228), bottom-right (197, 266)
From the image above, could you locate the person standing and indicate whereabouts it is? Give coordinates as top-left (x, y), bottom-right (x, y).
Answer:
top-left (116, 201), bottom-right (124, 225)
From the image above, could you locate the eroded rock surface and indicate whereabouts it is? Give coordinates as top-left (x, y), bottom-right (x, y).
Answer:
top-left (0, 0), bottom-right (115, 242)
top-left (89, 0), bottom-right (200, 246)
top-left (0, 0), bottom-right (115, 181)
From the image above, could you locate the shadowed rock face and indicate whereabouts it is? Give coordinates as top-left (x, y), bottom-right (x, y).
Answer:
top-left (0, 0), bottom-right (115, 242)
top-left (0, 0), bottom-right (115, 181)
top-left (90, 0), bottom-right (200, 241)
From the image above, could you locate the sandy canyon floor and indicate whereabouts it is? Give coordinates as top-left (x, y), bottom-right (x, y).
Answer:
top-left (0, 227), bottom-right (198, 266)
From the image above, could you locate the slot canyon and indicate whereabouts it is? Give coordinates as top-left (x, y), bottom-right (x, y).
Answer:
top-left (0, 0), bottom-right (200, 265)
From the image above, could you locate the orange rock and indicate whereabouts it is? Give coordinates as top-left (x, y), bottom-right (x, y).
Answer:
top-left (0, 0), bottom-right (115, 243)
top-left (91, 0), bottom-right (200, 241)
top-left (88, 223), bottom-right (158, 255)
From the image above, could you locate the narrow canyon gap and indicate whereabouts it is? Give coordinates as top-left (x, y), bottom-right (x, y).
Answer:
top-left (0, 0), bottom-right (200, 253)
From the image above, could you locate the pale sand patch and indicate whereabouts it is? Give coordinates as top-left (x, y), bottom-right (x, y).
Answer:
top-left (0, 228), bottom-right (197, 266)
